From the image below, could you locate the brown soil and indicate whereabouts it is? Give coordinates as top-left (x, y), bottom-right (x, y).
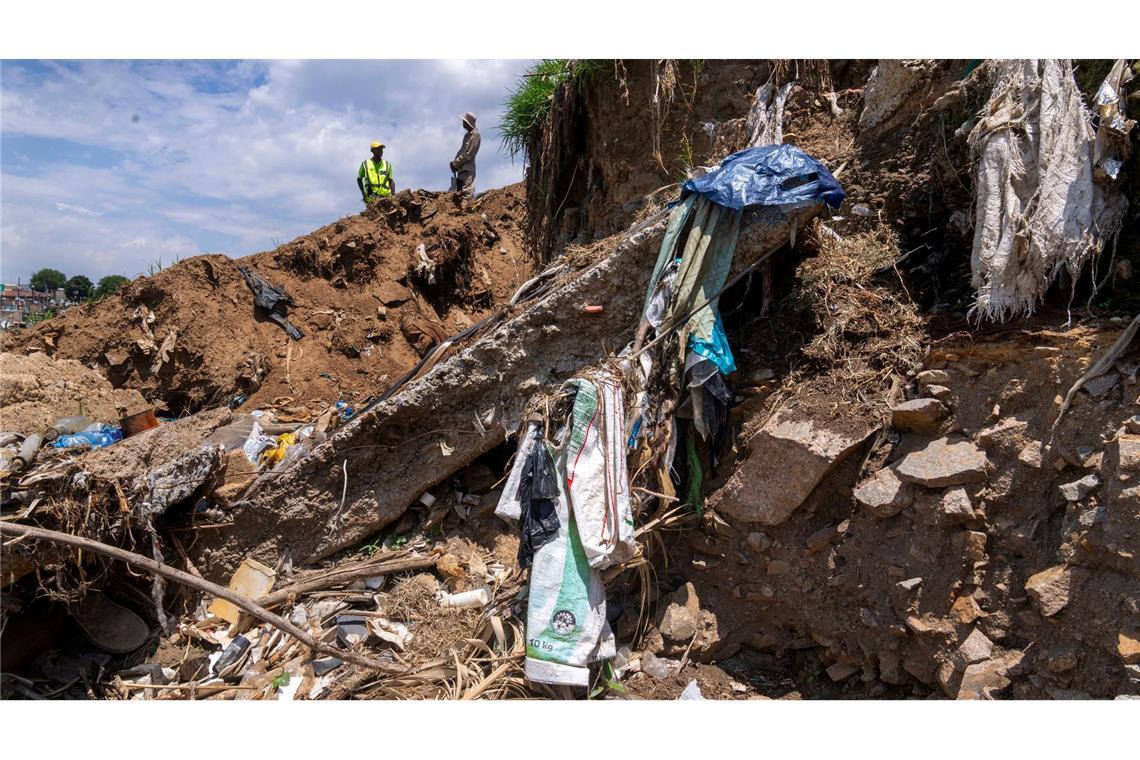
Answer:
top-left (678, 318), bottom-right (1140, 699)
top-left (0, 351), bottom-right (148, 436)
top-left (2, 185), bottom-right (533, 417)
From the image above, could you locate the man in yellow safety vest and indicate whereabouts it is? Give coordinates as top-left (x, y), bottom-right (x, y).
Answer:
top-left (357, 141), bottom-right (395, 203)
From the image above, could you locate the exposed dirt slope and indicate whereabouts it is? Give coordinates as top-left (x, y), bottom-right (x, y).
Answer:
top-left (0, 351), bottom-right (148, 436)
top-left (2, 186), bottom-right (533, 417)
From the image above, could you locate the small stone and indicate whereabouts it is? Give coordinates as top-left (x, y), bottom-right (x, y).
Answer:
top-left (1025, 565), bottom-right (1087, 617)
top-left (895, 438), bottom-right (989, 487)
top-left (1082, 371), bottom-right (1120, 397)
top-left (1124, 416), bottom-right (1140, 435)
top-left (766, 560), bottom-right (792, 575)
top-left (906, 615), bottom-right (954, 636)
top-left (1119, 632), bottom-right (1140, 665)
top-left (962, 531), bottom-right (988, 563)
top-left (926, 385), bottom-right (953, 402)
top-left (1018, 441), bottom-right (1044, 468)
top-left (376, 281), bottom-right (413, 305)
top-left (939, 487), bottom-right (976, 524)
top-left (975, 417), bottom-right (1029, 451)
top-left (916, 369), bottom-right (950, 385)
top-left (1058, 473), bottom-right (1101, 502)
top-left (499, 247), bottom-right (508, 254)
top-left (891, 398), bottom-right (947, 432)
top-left (659, 582), bottom-right (701, 642)
top-left (747, 367), bottom-right (775, 384)
top-left (806, 524), bottom-right (840, 553)
top-left (1117, 435), bottom-right (1140, 475)
top-left (854, 467), bottom-right (913, 518)
top-left (744, 532), bottom-right (772, 553)
top-left (950, 594), bottom-right (985, 625)
top-left (827, 663), bottom-right (859, 682)
top-left (896, 577), bottom-right (923, 591)
top-left (878, 651), bottom-right (903, 685)
top-left (957, 660), bottom-right (1011, 700)
top-left (952, 628), bottom-right (994, 668)
top-left (517, 377), bottom-right (540, 393)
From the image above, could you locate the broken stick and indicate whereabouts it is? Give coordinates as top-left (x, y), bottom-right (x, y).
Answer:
top-left (0, 522), bottom-right (404, 674)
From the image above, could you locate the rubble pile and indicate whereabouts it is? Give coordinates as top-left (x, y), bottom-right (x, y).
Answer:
top-left (2, 186), bottom-right (533, 416)
top-left (2, 58), bottom-right (1138, 701)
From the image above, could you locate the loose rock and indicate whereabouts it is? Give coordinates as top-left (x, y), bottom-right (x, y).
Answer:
top-left (891, 398), bottom-right (947, 432)
top-left (711, 411), bottom-right (878, 525)
top-left (939, 487), bottom-right (976, 524)
top-left (1025, 565), bottom-right (1087, 617)
top-left (952, 628), bottom-right (994, 668)
top-left (854, 467), bottom-right (913, 518)
top-left (1058, 474), bottom-right (1101, 502)
top-left (1119, 632), bottom-right (1140, 665)
top-left (659, 582), bottom-right (701, 642)
top-left (895, 438), bottom-right (989, 487)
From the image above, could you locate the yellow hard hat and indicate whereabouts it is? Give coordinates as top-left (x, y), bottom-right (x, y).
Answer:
top-left (370, 141), bottom-right (385, 149)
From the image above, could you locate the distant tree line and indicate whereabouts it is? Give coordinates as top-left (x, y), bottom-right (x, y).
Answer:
top-left (27, 268), bottom-right (130, 301)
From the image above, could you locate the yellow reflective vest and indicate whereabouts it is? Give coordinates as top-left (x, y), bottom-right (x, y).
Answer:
top-left (359, 158), bottom-right (393, 199)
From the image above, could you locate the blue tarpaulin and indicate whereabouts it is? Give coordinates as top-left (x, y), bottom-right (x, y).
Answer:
top-left (681, 144), bottom-right (845, 211)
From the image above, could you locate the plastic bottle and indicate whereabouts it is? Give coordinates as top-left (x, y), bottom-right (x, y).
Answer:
top-left (11, 433), bottom-right (44, 472)
top-left (43, 415), bottom-right (94, 442)
top-left (52, 424), bottom-right (123, 450)
top-left (440, 588), bottom-right (491, 609)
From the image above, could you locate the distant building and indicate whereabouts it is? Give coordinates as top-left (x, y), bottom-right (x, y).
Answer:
top-left (0, 283), bottom-right (72, 329)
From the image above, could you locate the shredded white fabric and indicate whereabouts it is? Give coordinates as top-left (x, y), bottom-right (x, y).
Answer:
top-left (968, 59), bottom-right (1128, 322)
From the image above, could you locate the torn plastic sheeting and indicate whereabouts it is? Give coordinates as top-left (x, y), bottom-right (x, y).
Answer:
top-left (513, 430), bottom-right (561, 570)
top-left (687, 312), bottom-right (736, 375)
top-left (968, 59), bottom-right (1129, 321)
top-left (259, 432), bottom-right (299, 468)
top-left (559, 373), bottom-right (637, 571)
top-left (1093, 59), bottom-right (1135, 182)
top-left (241, 420), bottom-right (277, 466)
top-left (238, 266), bottom-right (305, 341)
top-left (681, 144), bottom-right (845, 211)
top-left (51, 423), bottom-right (123, 449)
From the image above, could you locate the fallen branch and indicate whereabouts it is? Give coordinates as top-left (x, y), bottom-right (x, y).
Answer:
top-left (0, 522), bottom-right (404, 674)
top-left (254, 553), bottom-right (438, 610)
top-left (1050, 312), bottom-right (1140, 440)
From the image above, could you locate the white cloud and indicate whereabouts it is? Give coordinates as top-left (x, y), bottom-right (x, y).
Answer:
top-left (1, 59), bottom-right (533, 281)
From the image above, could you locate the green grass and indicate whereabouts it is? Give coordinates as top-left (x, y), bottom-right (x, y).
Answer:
top-left (499, 60), bottom-right (612, 158)
top-left (500, 60), bottom-right (572, 158)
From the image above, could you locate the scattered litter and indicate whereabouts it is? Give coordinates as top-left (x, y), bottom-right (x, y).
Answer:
top-left (440, 588), bottom-right (491, 609)
top-left (51, 424), bottom-right (122, 450)
top-left (208, 558), bottom-right (277, 626)
top-left (238, 266), bottom-right (305, 341)
top-left (678, 679), bottom-right (705, 700)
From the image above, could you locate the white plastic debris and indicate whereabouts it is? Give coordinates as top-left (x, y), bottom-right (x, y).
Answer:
top-left (440, 588), bottom-right (491, 609)
top-left (678, 679), bottom-right (705, 700)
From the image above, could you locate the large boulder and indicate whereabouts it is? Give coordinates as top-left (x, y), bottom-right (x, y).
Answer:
top-left (711, 410), bottom-right (878, 525)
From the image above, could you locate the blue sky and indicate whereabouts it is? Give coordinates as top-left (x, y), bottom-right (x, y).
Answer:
top-left (0, 60), bottom-right (532, 282)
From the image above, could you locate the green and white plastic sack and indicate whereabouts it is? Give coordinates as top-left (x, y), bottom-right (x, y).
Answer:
top-left (560, 372), bottom-right (637, 570)
top-left (524, 472), bottom-right (614, 686)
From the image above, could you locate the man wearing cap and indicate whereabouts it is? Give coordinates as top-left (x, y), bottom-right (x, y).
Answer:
top-left (449, 113), bottom-right (481, 196)
top-left (357, 141), bottom-right (395, 203)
